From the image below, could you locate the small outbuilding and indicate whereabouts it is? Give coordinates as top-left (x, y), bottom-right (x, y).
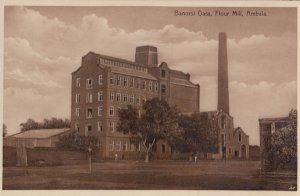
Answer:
top-left (3, 128), bottom-right (71, 148)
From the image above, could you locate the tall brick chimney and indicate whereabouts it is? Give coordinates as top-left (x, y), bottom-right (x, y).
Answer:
top-left (218, 32), bottom-right (230, 114)
top-left (135, 45), bottom-right (158, 67)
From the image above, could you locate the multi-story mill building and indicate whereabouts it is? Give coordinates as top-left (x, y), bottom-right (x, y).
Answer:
top-left (71, 45), bottom-right (200, 159)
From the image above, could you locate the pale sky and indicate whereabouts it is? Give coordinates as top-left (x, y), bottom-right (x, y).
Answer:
top-left (3, 6), bottom-right (297, 145)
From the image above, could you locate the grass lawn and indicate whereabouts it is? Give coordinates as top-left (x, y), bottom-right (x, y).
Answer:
top-left (2, 160), bottom-right (297, 190)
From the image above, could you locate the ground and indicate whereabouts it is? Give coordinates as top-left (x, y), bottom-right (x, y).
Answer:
top-left (2, 160), bottom-right (297, 190)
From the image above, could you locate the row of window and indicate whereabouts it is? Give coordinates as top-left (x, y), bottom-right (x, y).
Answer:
top-left (76, 121), bottom-right (116, 135)
top-left (75, 75), bottom-right (159, 92)
top-left (222, 133), bottom-right (242, 144)
top-left (76, 76), bottom-right (103, 88)
top-left (98, 57), bottom-right (148, 73)
top-left (108, 140), bottom-right (141, 152)
top-left (75, 92), bottom-right (149, 105)
top-left (76, 106), bottom-right (140, 118)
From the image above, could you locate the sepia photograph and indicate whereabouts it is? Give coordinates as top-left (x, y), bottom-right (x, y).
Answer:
top-left (1, 2), bottom-right (298, 191)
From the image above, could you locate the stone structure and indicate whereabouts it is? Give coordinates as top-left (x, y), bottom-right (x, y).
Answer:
top-left (71, 45), bottom-right (200, 159)
top-left (201, 32), bottom-right (249, 159)
top-left (218, 32), bottom-right (230, 114)
top-left (201, 111), bottom-right (249, 159)
top-left (258, 117), bottom-right (290, 170)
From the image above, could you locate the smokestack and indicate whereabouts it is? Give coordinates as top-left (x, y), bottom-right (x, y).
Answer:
top-left (135, 45), bottom-right (158, 67)
top-left (218, 32), bottom-right (230, 114)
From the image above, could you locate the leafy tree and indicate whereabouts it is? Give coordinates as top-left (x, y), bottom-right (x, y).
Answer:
top-left (117, 98), bottom-right (179, 163)
top-left (3, 123), bottom-right (8, 137)
top-left (271, 109), bottom-right (297, 170)
top-left (177, 113), bottom-right (218, 154)
top-left (20, 118), bottom-right (71, 132)
top-left (56, 132), bottom-right (99, 152)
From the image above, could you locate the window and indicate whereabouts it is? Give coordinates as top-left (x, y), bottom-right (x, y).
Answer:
top-left (117, 107), bottom-right (121, 115)
top-left (98, 91), bottom-right (103, 101)
top-left (154, 82), bottom-right (158, 92)
top-left (97, 121), bottom-right (103, 132)
top-left (136, 96), bottom-right (140, 105)
top-left (221, 116), bottom-right (226, 129)
top-left (122, 141), bottom-right (127, 151)
top-left (130, 78), bottom-right (134, 88)
top-left (86, 93), bottom-right (93, 103)
top-left (99, 75), bottom-right (103, 85)
top-left (162, 144), bottom-right (166, 153)
top-left (115, 141), bottom-right (121, 151)
top-left (239, 133), bottom-right (242, 142)
top-left (75, 108), bottom-right (80, 117)
top-left (117, 75), bottom-right (121, 85)
top-left (116, 93), bottom-right (121, 102)
top-left (85, 124), bottom-right (92, 136)
top-left (109, 140), bottom-right (114, 151)
top-left (130, 143), bottom-right (135, 151)
top-left (149, 81), bottom-right (153, 91)
top-left (123, 94), bottom-right (128, 102)
top-left (228, 134), bottom-right (231, 141)
top-left (161, 70), bottom-right (166, 78)
top-left (76, 78), bottom-right (80, 87)
top-left (86, 78), bottom-right (92, 89)
top-left (136, 79), bottom-right (140, 88)
top-left (98, 106), bottom-right (103, 116)
top-left (75, 94), bottom-right (80, 103)
top-left (109, 121), bottom-right (114, 132)
top-left (110, 74), bottom-right (115, 85)
top-left (229, 148), bottom-right (232, 154)
top-left (123, 77), bottom-right (128, 87)
top-left (142, 81), bottom-right (146, 90)
top-left (75, 123), bottom-right (80, 132)
top-left (109, 106), bottom-right (114, 116)
top-left (87, 108), bottom-right (93, 118)
top-left (142, 97), bottom-right (146, 105)
top-left (130, 95), bottom-right (134, 103)
top-left (110, 92), bottom-right (114, 101)
top-left (161, 84), bottom-right (166, 93)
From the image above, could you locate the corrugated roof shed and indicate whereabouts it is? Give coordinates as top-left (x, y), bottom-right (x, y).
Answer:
top-left (9, 129), bottom-right (70, 139)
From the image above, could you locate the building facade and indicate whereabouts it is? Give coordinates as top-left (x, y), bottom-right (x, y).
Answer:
top-left (71, 45), bottom-right (200, 159)
top-left (201, 110), bottom-right (249, 159)
top-left (259, 117), bottom-right (290, 170)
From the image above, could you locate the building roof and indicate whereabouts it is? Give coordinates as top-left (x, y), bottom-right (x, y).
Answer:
top-left (259, 117), bottom-right (290, 123)
top-left (170, 77), bottom-right (196, 87)
top-left (9, 129), bottom-right (70, 139)
top-left (234, 127), bottom-right (249, 137)
top-left (109, 65), bottom-right (157, 80)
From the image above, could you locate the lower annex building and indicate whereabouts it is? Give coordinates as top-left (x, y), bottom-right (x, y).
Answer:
top-left (71, 45), bottom-right (200, 159)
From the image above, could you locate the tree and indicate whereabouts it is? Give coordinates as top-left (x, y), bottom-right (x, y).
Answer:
top-left (56, 132), bottom-right (99, 152)
top-left (271, 109), bottom-right (297, 170)
top-left (177, 113), bottom-right (218, 154)
top-left (3, 123), bottom-right (8, 137)
top-left (117, 98), bottom-right (179, 163)
top-left (20, 117), bottom-right (71, 132)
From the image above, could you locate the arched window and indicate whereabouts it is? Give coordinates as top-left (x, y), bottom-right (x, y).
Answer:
top-left (221, 116), bottom-right (226, 129)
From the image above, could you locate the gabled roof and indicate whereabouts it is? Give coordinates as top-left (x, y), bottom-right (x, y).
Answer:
top-left (170, 77), bottom-right (197, 87)
top-left (234, 127), bottom-right (249, 137)
top-left (8, 129), bottom-right (70, 139)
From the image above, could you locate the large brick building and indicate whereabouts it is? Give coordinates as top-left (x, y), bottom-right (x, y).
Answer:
top-left (71, 45), bottom-right (200, 159)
